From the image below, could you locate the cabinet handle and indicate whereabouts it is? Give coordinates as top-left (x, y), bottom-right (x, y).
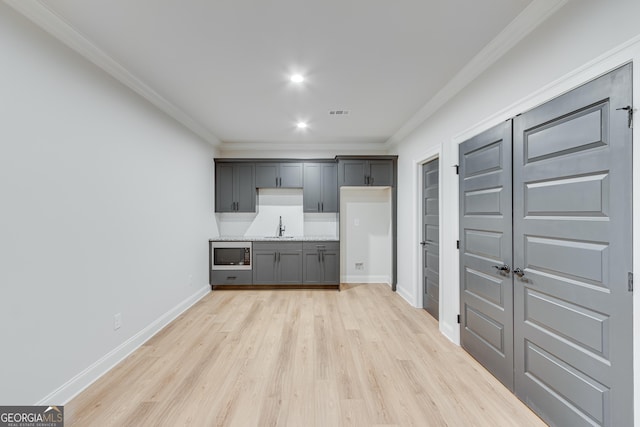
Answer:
top-left (279, 177), bottom-right (282, 187)
top-left (321, 202), bottom-right (324, 211)
top-left (318, 202), bottom-right (320, 212)
top-left (318, 252), bottom-right (321, 262)
top-left (274, 253), bottom-right (277, 263)
top-left (370, 176), bottom-right (374, 185)
top-left (278, 252), bottom-right (281, 262)
top-left (227, 276), bottom-right (237, 280)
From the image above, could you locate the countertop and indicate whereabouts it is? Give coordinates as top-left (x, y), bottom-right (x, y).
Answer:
top-left (209, 236), bottom-right (339, 242)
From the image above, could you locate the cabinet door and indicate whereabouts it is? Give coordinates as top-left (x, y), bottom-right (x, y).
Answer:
top-left (321, 163), bottom-right (338, 212)
top-left (235, 163), bottom-right (256, 212)
top-left (303, 163), bottom-right (322, 212)
top-left (279, 163), bottom-right (303, 188)
top-left (278, 250), bottom-right (303, 284)
top-left (368, 160), bottom-right (393, 186)
top-left (255, 163), bottom-right (279, 188)
top-left (253, 250), bottom-right (278, 284)
top-left (321, 249), bottom-right (340, 284)
top-left (303, 249), bottom-right (322, 283)
top-left (340, 160), bottom-right (367, 186)
top-left (215, 163), bottom-right (236, 212)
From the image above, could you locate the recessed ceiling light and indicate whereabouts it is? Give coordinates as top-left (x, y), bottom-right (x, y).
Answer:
top-left (290, 74), bottom-right (305, 83)
top-left (296, 121), bottom-right (308, 129)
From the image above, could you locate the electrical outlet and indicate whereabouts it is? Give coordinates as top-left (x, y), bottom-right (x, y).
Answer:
top-left (114, 313), bottom-right (122, 330)
top-left (355, 262), bottom-right (364, 270)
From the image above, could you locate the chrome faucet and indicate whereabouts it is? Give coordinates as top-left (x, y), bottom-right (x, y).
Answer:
top-left (278, 216), bottom-right (286, 237)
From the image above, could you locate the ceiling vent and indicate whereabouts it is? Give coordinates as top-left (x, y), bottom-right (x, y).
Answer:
top-left (328, 110), bottom-right (350, 116)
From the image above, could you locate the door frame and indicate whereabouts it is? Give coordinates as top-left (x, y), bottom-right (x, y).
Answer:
top-left (448, 35), bottom-right (640, 423)
top-left (413, 147), bottom-right (442, 312)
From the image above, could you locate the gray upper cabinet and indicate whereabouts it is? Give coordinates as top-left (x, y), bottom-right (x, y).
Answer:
top-left (338, 158), bottom-right (394, 186)
top-left (303, 241), bottom-right (339, 284)
top-left (303, 162), bottom-right (338, 212)
top-left (255, 162), bottom-right (303, 188)
top-left (253, 241), bottom-right (303, 284)
top-left (215, 162), bottom-right (256, 212)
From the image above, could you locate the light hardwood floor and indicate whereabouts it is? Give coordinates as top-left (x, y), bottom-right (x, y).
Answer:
top-left (66, 284), bottom-right (546, 426)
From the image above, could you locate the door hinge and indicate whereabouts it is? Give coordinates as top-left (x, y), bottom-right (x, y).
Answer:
top-left (616, 105), bottom-right (633, 128)
top-left (456, 240), bottom-right (460, 249)
top-left (629, 272), bottom-right (634, 292)
top-left (454, 165), bottom-right (459, 175)
top-left (457, 314), bottom-right (461, 324)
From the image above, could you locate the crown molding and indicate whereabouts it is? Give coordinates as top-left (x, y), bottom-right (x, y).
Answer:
top-left (4, 0), bottom-right (221, 146)
top-left (218, 140), bottom-right (389, 154)
top-left (385, 0), bottom-right (568, 148)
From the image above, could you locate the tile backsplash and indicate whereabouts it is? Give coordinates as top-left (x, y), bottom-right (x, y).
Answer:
top-left (215, 188), bottom-right (338, 238)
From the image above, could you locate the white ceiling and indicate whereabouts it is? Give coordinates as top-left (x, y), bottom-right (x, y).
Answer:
top-left (10, 0), bottom-right (564, 149)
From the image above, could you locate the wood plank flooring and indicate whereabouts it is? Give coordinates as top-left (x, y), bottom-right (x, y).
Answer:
top-left (66, 284), bottom-right (546, 426)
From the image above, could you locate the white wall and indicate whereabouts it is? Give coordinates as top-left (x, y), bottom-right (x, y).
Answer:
top-left (340, 187), bottom-right (392, 284)
top-left (0, 3), bottom-right (217, 405)
top-left (390, 0), bottom-right (640, 423)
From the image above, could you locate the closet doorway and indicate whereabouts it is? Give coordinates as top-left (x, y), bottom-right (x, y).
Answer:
top-left (459, 64), bottom-right (633, 426)
top-left (421, 158), bottom-right (440, 319)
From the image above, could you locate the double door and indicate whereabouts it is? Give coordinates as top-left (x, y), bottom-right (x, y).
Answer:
top-left (459, 65), bottom-right (632, 426)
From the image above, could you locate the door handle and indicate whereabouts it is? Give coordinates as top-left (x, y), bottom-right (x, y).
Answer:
top-left (514, 268), bottom-right (525, 277)
top-left (493, 264), bottom-right (510, 272)
top-left (420, 241), bottom-right (427, 246)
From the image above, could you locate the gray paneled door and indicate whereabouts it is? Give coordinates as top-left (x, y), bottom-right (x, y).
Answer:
top-left (422, 158), bottom-right (440, 319)
top-left (513, 64), bottom-right (632, 427)
top-left (459, 121), bottom-right (514, 389)
top-left (459, 64), bottom-right (633, 426)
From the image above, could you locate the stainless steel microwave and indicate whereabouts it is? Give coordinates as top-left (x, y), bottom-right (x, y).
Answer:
top-left (211, 241), bottom-right (252, 270)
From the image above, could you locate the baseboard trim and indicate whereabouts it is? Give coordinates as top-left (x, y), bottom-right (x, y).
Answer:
top-left (36, 285), bottom-right (210, 405)
top-left (342, 275), bottom-right (391, 284)
top-left (395, 285), bottom-right (417, 308)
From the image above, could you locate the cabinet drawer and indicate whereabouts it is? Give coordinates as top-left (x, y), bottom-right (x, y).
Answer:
top-left (211, 270), bottom-right (253, 285)
top-left (303, 241), bottom-right (339, 252)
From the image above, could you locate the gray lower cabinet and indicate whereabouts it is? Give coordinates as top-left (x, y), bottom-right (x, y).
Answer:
top-left (303, 162), bottom-right (338, 212)
top-left (338, 158), bottom-right (394, 186)
top-left (211, 270), bottom-right (253, 285)
top-left (253, 242), bottom-right (303, 284)
top-left (255, 162), bottom-right (303, 188)
top-left (215, 163), bottom-right (256, 212)
top-left (303, 242), bottom-right (340, 284)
